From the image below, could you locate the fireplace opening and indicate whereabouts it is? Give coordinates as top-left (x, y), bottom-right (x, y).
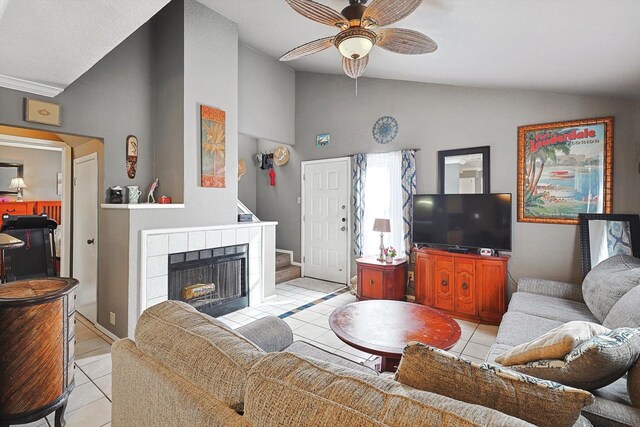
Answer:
top-left (168, 244), bottom-right (249, 317)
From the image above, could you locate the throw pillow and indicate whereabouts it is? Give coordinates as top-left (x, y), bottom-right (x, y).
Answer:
top-left (604, 285), bottom-right (640, 329)
top-left (495, 321), bottom-right (610, 366)
top-left (511, 327), bottom-right (640, 391)
top-left (395, 342), bottom-right (594, 427)
top-left (582, 255), bottom-right (640, 323)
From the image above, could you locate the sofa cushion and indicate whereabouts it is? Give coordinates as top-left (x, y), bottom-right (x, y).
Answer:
top-left (511, 328), bottom-right (640, 391)
top-left (496, 311), bottom-right (564, 347)
top-left (584, 377), bottom-right (640, 426)
top-left (495, 321), bottom-right (610, 366)
top-left (486, 343), bottom-right (513, 364)
top-left (134, 300), bottom-right (264, 411)
top-left (604, 284), bottom-right (640, 329)
top-left (244, 352), bottom-right (535, 427)
top-left (285, 340), bottom-right (378, 375)
top-left (582, 255), bottom-right (640, 323)
top-left (629, 356), bottom-right (640, 408)
top-left (508, 292), bottom-right (599, 323)
top-left (395, 342), bottom-right (594, 427)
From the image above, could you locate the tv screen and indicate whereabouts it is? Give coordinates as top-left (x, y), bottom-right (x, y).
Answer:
top-left (412, 193), bottom-right (512, 251)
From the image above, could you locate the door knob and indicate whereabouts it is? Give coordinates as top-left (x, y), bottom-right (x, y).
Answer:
top-left (341, 226), bottom-right (346, 231)
top-left (87, 239), bottom-right (95, 245)
top-left (341, 218), bottom-right (346, 222)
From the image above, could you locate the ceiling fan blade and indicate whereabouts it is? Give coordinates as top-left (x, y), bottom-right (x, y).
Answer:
top-left (362, 0), bottom-right (423, 28)
top-left (284, 0), bottom-right (349, 29)
top-left (343, 55), bottom-right (369, 79)
top-left (280, 36), bottom-right (335, 61)
top-left (375, 28), bottom-right (437, 54)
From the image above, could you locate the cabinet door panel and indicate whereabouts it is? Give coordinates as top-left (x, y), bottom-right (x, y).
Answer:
top-left (477, 260), bottom-right (506, 323)
top-left (414, 253), bottom-right (432, 306)
top-left (360, 269), bottom-right (384, 299)
top-left (434, 256), bottom-right (454, 311)
top-left (455, 259), bottom-right (476, 316)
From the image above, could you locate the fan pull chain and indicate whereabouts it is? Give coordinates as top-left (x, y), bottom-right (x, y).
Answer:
top-left (355, 77), bottom-right (358, 96)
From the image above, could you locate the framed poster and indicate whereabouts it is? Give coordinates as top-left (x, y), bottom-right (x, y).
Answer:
top-left (517, 117), bottom-right (613, 224)
top-left (200, 105), bottom-right (226, 188)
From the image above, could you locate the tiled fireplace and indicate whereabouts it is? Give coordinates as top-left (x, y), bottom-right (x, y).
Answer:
top-left (137, 222), bottom-right (277, 328)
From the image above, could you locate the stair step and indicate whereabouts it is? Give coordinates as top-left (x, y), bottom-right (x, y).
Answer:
top-left (276, 253), bottom-right (291, 269)
top-left (276, 264), bottom-right (301, 284)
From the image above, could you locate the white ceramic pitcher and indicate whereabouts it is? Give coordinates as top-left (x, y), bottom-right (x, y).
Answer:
top-left (127, 185), bottom-right (142, 204)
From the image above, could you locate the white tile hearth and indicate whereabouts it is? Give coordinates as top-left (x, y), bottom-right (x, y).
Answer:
top-left (188, 231), bottom-right (206, 251)
top-left (205, 230), bottom-right (222, 248)
top-left (146, 234), bottom-right (168, 257)
top-left (168, 233), bottom-right (188, 253)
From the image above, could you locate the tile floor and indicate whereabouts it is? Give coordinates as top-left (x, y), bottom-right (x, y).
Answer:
top-left (17, 279), bottom-right (498, 426)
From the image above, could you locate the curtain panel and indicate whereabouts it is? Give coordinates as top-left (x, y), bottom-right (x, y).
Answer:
top-left (401, 150), bottom-right (417, 256)
top-left (352, 153), bottom-right (367, 256)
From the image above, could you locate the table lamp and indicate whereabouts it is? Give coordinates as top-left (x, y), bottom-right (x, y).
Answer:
top-left (373, 218), bottom-right (390, 262)
top-left (9, 178), bottom-right (27, 201)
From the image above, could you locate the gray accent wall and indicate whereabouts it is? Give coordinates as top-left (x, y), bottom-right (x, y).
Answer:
top-left (267, 72), bottom-right (640, 286)
top-left (238, 134), bottom-right (258, 213)
top-left (238, 44), bottom-right (295, 145)
top-left (0, 145), bottom-right (62, 200)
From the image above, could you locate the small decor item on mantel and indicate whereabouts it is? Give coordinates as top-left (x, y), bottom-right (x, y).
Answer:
top-left (127, 185), bottom-right (142, 204)
top-left (384, 246), bottom-right (397, 263)
top-left (201, 105), bottom-right (226, 188)
top-left (158, 195), bottom-right (171, 204)
top-left (126, 135), bottom-right (138, 179)
top-left (373, 116), bottom-right (399, 144)
top-left (108, 186), bottom-right (124, 204)
top-left (147, 178), bottom-right (159, 203)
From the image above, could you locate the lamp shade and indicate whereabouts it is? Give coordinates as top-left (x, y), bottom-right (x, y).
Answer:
top-left (373, 218), bottom-right (390, 233)
top-left (9, 178), bottom-right (27, 189)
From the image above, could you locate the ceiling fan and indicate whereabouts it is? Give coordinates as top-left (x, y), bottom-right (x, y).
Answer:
top-left (279, 0), bottom-right (437, 79)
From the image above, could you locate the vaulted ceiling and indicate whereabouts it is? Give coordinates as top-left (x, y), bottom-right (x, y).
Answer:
top-left (1, 0), bottom-right (639, 100)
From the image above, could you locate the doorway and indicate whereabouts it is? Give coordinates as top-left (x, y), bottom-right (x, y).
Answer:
top-left (301, 157), bottom-right (351, 284)
top-left (73, 153), bottom-right (99, 322)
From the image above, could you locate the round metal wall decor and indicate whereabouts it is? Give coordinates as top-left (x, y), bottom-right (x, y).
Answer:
top-left (372, 116), bottom-right (398, 144)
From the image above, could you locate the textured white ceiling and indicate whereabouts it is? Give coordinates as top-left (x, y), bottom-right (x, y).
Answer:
top-left (202, 0), bottom-right (640, 99)
top-left (0, 0), bottom-right (170, 92)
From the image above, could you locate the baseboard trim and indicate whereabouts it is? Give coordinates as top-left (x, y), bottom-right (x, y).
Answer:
top-left (95, 323), bottom-right (120, 342)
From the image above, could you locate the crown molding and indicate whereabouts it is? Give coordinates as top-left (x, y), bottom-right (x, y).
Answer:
top-left (0, 74), bottom-right (64, 97)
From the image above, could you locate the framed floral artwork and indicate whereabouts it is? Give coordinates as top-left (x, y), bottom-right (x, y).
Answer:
top-left (517, 117), bottom-right (613, 224)
top-left (200, 105), bottom-right (226, 188)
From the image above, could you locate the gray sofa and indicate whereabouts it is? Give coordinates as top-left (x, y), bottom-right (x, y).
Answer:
top-left (487, 255), bottom-right (640, 427)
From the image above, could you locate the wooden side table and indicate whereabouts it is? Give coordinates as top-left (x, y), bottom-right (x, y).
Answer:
top-left (356, 257), bottom-right (407, 301)
top-left (0, 278), bottom-right (78, 427)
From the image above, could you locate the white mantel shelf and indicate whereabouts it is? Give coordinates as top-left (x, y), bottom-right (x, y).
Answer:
top-left (141, 221), bottom-right (278, 235)
top-left (101, 203), bottom-right (186, 209)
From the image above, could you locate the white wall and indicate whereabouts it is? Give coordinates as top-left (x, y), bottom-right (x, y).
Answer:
top-left (238, 44), bottom-right (295, 145)
top-left (238, 134), bottom-right (258, 213)
top-left (0, 145), bottom-right (62, 200)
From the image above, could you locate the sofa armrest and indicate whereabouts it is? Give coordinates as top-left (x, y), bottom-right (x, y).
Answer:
top-left (236, 315), bottom-right (293, 352)
top-left (517, 278), bottom-right (584, 302)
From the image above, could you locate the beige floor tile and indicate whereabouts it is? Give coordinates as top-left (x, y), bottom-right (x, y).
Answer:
top-left (454, 318), bottom-right (479, 331)
top-left (290, 309), bottom-right (323, 323)
top-left (462, 342), bottom-right (491, 360)
top-left (64, 398), bottom-right (111, 427)
top-left (9, 419), bottom-right (47, 427)
top-left (66, 381), bottom-right (105, 413)
top-left (75, 337), bottom-right (110, 356)
top-left (283, 317), bottom-right (306, 331)
top-left (448, 339), bottom-right (468, 355)
top-left (334, 349), bottom-right (367, 364)
top-left (80, 356), bottom-right (112, 380)
top-left (295, 322), bottom-right (328, 340)
top-left (313, 330), bottom-right (348, 350)
top-left (75, 346), bottom-right (111, 367)
top-left (307, 303), bottom-right (337, 315)
top-left (73, 365), bottom-right (91, 386)
top-left (469, 327), bottom-right (498, 347)
top-left (94, 373), bottom-right (112, 398)
top-left (308, 315), bottom-right (331, 330)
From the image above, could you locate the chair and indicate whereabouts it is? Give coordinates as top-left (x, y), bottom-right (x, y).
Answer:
top-left (0, 214), bottom-right (57, 281)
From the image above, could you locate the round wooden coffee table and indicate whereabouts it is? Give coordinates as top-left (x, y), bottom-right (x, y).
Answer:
top-left (329, 300), bottom-right (461, 372)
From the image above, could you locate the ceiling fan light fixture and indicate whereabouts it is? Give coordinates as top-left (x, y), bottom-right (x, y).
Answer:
top-left (335, 28), bottom-right (376, 60)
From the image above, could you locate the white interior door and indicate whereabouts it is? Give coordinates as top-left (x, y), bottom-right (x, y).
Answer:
top-left (73, 153), bottom-right (98, 323)
top-left (302, 158), bottom-right (350, 284)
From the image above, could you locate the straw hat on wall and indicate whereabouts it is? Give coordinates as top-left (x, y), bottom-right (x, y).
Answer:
top-left (238, 160), bottom-right (246, 180)
top-left (273, 146), bottom-right (290, 166)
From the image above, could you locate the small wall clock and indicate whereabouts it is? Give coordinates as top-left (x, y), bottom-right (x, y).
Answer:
top-left (372, 116), bottom-right (398, 144)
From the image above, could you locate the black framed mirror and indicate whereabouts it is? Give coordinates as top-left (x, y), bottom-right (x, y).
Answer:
top-left (0, 162), bottom-right (24, 195)
top-left (579, 213), bottom-right (640, 278)
top-left (438, 146), bottom-right (490, 194)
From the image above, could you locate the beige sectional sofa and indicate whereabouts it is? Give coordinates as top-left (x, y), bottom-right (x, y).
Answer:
top-left (113, 300), bottom-right (545, 426)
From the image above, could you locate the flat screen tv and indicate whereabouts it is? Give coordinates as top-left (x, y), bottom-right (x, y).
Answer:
top-left (412, 193), bottom-right (512, 251)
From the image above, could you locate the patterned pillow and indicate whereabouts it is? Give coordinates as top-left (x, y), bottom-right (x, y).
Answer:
top-left (511, 328), bottom-right (640, 391)
top-left (495, 321), bottom-right (610, 366)
top-left (395, 342), bottom-right (594, 427)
